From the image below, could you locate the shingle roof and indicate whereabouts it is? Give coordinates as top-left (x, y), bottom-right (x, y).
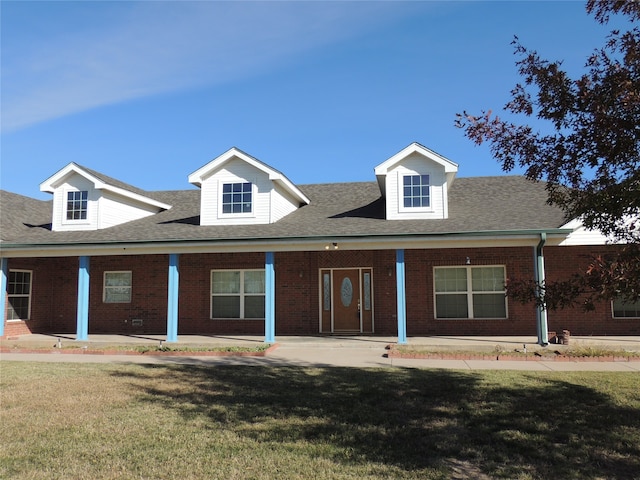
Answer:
top-left (0, 176), bottom-right (569, 247)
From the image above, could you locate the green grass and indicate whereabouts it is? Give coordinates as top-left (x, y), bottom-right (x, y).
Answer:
top-left (1, 363), bottom-right (639, 479)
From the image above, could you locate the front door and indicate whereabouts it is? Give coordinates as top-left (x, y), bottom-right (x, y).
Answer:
top-left (320, 268), bottom-right (374, 333)
top-left (333, 269), bottom-right (360, 332)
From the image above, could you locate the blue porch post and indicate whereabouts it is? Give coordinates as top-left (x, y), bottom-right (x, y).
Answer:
top-left (166, 254), bottom-right (179, 343)
top-left (0, 258), bottom-right (8, 337)
top-left (396, 249), bottom-right (407, 345)
top-left (76, 256), bottom-right (90, 341)
top-left (265, 252), bottom-right (275, 343)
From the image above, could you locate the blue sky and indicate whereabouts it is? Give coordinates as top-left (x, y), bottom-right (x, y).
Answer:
top-left (0, 1), bottom-right (627, 199)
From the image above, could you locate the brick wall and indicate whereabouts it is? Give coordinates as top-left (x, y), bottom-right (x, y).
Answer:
top-left (545, 245), bottom-right (640, 335)
top-left (3, 257), bottom-right (77, 336)
top-left (404, 247), bottom-right (538, 336)
top-left (3, 245), bottom-right (636, 337)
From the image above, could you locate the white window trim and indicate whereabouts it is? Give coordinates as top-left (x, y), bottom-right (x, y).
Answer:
top-left (210, 269), bottom-right (265, 319)
top-left (217, 179), bottom-right (256, 219)
top-left (7, 269), bottom-right (32, 321)
top-left (103, 271), bottom-right (132, 303)
top-left (62, 189), bottom-right (90, 225)
top-left (611, 298), bottom-right (640, 318)
top-left (433, 265), bottom-right (508, 319)
top-left (397, 171), bottom-right (433, 213)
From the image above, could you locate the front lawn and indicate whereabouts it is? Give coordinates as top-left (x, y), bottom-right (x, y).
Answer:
top-left (1, 362), bottom-right (638, 479)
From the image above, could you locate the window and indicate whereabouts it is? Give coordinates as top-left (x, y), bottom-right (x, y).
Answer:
top-left (103, 271), bottom-right (132, 303)
top-left (222, 182), bottom-right (252, 214)
top-left (403, 174), bottom-right (430, 208)
top-left (211, 270), bottom-right (265, 319)
top-left (612, 298), bottom-right (640, 318)
top-left (434, 266), bottom-right (507, 319)
top-left (66, 190), bottom-right (88, 220)
top-left (7, 270), bottom-right (32, 320)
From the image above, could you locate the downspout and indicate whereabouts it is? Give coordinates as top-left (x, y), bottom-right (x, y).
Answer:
top-left (0, 258), bottom-right (7, 337)
top-left (535, 233), bottom-right (549, 346)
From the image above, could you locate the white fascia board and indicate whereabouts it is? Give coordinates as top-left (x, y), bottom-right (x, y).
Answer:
top-left (40, 163), bottom-right (100, 193)
top-left (374, 142), bottom-right (459, 176)
top-left (188, 147), bottom-right (260, 185)
top-left (188, 147), bottom-right (309, 205)
top-left (374, 143), bottom-right (459, 195)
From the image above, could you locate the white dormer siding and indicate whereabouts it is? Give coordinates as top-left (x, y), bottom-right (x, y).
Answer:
top-left (385, 154), bottom-right (447, 220)
top-left (189, 147), bottom-right (310, 226)
top-left (41, 163), bottom-right (171, 232)
top-left (48, 173), bottom-right (164, 231)
top-left (199, 158), bottom-right (273, 226)
top-left (99, 190), bottom-right (162, 229)
top-left (559, 218), bottom-right (611, 245)
top-left (375, 143), bottom-right (458, 221)
top-left (51, 174), bottom-right (98, 231)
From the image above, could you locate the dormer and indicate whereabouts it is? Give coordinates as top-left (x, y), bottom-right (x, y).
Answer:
top-left (374, 143), bottom-right (458, 220)
top-left (188, 147), bottom-right (310, 226)
top-left (40, 163), bottom-right (171, 231)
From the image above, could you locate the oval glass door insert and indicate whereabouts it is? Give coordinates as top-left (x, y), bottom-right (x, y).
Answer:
top-left (340, 277), bottom-right (353, 307)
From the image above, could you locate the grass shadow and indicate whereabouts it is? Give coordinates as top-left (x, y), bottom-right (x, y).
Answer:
top-left (115, 366), bottom-right (640, 478)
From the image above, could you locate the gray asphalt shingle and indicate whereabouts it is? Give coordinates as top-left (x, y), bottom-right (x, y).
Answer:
top-left (0, 176), bottom-right (568, 247)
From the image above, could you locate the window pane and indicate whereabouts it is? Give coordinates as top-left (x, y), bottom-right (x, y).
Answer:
top-left (472, 267), bottom-right (505, 292)
top-left (244, 271), bottom-right (265, 294)
top-left (8, 271), bottom-right (31, 295)
top-left (402, 174), bottom-right (430, 208)
top-left (105, 287), bottom-right (131, 303)
top-left (323, 273), bottom-right (331, 311)
top-left (244, 296), bottom-right (265, 318)
top-left (212, 296), bottom-right (240, 318)
top-left (436, 294), bottom-right (468, 318)
top-left (105, 272), bottom-right (131, 287)
top-left (222, 182), bottom-right (252, 214)
top-left (364, 272), bottom-right (371, 311)
top-left (8, 296), bottom-right (29, 320)
top-left (613, 299), bottom-right (640, 317)
top-left (212, 271), bottom-right (240, 294)
top-left (435, 268), bottom-right (467, 292)
top-left (66, 191), bottom-right (88, 220)
top-left (473, 293), bottom-right (507, 318)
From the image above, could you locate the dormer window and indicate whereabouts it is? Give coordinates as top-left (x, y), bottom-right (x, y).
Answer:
top-left (222, 182), bottom-right (253, 214)
top-left (402, 174), bottom-right (430, 209)
top-left (66, 191), bottom-right (88, 220)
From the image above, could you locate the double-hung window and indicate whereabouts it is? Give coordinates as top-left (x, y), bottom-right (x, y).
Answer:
top-left (7, 270), bottom-right (32, 320)
top-left (103, 271), bottom-right (132, 303)
top-left (435, 266), bottom-right (507, 319)
top-left (221, 182), bottom-right (252, 214)
top-left (402, 174), bottom-right (430, 209)
top-left (211, 270), bottom-right (265, 319)
top-left (66, 190), bottom-right (88, 220)
top-left (612, 298), bottom-right (640, 318)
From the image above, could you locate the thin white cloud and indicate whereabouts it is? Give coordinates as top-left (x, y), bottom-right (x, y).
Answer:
top-left (1, 1), bottom-right (422, 132)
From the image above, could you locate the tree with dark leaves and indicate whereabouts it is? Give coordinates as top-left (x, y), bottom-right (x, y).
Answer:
top-left (455, 0), bottom-right (639, 310)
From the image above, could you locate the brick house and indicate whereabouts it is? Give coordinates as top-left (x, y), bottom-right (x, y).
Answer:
top-left (1, 143), bottom-right (638, 344)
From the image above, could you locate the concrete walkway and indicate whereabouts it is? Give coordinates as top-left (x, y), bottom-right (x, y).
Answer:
top-left (2, 334), bottom-right (640, 371)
